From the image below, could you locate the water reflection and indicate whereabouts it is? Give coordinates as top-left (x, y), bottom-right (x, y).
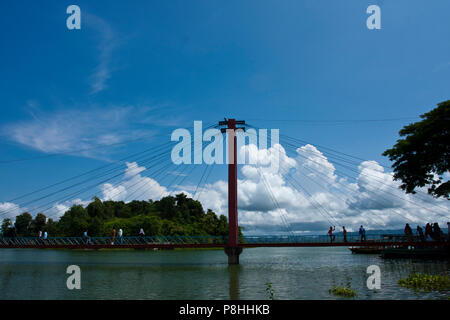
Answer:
top-left (0, 248), bottom-right (448, 300)
top-left (228, 265), bottom-right (242, 300)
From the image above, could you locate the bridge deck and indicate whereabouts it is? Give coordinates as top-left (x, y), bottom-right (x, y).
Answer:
top-left (1, 236), bottom-right (448, 249)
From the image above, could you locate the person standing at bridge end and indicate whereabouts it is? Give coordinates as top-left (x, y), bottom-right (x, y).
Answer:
top-left (139, 228), bottom-right (145, 243)
top-left (327, 226), bottom-right (335, 243)
top-left (359, 225), bottom-right (366, 242)
top-left (447, 222), bottom-right (450, 242)
top-left (417, 225), bottom-right (425, 242)
top-left (110, 228), bottom-right (116, 245)
top-left (404, 223), bottom-right (413, 242)
top-left (342, 226), bottom-right (347, 243)
top-left (118, 228), bottom-right (123, 244)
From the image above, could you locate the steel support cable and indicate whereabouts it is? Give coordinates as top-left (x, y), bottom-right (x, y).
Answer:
top-left (0, 146), bottom-right (175, 218)
top-left (277, 135), bottom-right (450, 215)
top-left (195, 164), bottom-right (214, 201)
top-left (256, 166), bottom-right (296, 238)
top-left (150, 163), bottom-right (200, 202)
top-left (281, 134), bottom-right (450, 213)
top-left (152, 126), bottom-right (222, 201)
top-left (279, 145), bottom-right (423, 225)
top-left (239, 127), bottom-right (336, 230)
top-left (245, 123), bottom-right (393, 170)
top-left (0, 128), bottom-right (186, 165)
top-left (109, 160), bottom-right (179, 203)
top-left (3, 139), bottom-right (177, 205)
top-left (24, 159), bottom-right (176, 220)
top-left (127, 160), bottom-right (193, 202)
top-left (193, 164), bottom-right (211, 200)
top-left (284, 155), bottom-right (389, 229)
top-left (279, 136), bottom-right (440, 203)
top-left (167, 164), bottom-right (199, 197)
top-left (275, 157), bottom-right (340, 227)
top-left (2, 122), bottom-right (215, 205)
top-left (1, 123), bottom-right (217, 219)
top-left (259, 137), bottom-right (406, 228)
top-left (280, 140), bottom-right (450, 219)
top-left (117, 123), bottom-right (220, 203)
top-left (241, 126), bottom-right (418, 226)
top-left (280, 158), bottom-right (386, 229)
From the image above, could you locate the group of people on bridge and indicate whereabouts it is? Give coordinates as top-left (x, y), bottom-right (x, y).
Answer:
top-left (327, 225), bottom-right (367, 243)
top-left (81, 228), bottom-right (146, 245)
top-left (327, 222), bottom-right (450, 243)
top-left (405, 222), bottom-right (449, 242)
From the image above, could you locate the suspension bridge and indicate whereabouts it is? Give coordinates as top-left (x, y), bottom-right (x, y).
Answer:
top-left (1, 119), bottom-right (449, 264)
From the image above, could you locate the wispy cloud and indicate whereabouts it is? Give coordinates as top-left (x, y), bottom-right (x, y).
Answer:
top-left (85, 13), bottom-right (121, 94)
top-left (2, 105), bottom-right (155, 159)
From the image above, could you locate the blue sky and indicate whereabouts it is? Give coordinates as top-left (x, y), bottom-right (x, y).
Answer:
top-left (0, 1), bottom-right (449, 232)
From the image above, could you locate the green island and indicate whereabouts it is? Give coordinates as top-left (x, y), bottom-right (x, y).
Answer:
top-left (1, 193), bottom-right (242, 238)
top-left (398, 273), bottom-right (450, 292)
top-left (329, 283), bottom-right (357, 298)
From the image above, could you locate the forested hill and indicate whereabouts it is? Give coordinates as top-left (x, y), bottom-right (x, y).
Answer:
top-left (1, 193), bottom-right (237, 238)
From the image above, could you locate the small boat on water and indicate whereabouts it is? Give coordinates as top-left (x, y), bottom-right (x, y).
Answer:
top-left (349, 246), bottom-right (384, 254)
top-left (381, 246), bottom-right (450, 259)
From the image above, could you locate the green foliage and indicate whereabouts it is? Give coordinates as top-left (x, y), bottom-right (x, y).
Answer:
top-left (14, 212), bottom-right (33, 236)
top-left (383, 100), bottom-right (450, 199)
top-left (265, 282), bottom-right (275, 300)
top-left (1, 193), bottom-right (238, 238)
top-left (398, 273), bottom-right (450, 291)
top-left (329, 283), bottom-right (357, 298)
top-left (31, 213), bottom-right (47, 234)
top-left (1, 218), bottom-right (14, 236)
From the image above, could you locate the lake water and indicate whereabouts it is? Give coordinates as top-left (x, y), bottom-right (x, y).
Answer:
top-left (0, 247), bottom-right (449, 300)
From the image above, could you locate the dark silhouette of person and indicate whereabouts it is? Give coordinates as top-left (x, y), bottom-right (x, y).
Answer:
top-left (110, 229), bottom-right (116, 245)
top-left (342, 226), bottom-right (347, 243)
top-left (328, 226), bottom-right (336, 243)
top-left (447, 222), bottom-right (450, 242)
top-left (416, 225), bottom-right (425, 242)
top-left (425, 223), bottom-right (432, 241)
top-left (359, 225), bottom-right (366, 242)
top-left (432, 223), bottom-right (441, 241)
top-left (404, 223), bottom-right (413, 242)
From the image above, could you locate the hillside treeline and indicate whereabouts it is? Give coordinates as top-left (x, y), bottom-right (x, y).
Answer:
top-left (1, 194), bottom-right (237, 238)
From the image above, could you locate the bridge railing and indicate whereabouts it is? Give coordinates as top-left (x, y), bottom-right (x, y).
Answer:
top-left (241, 234), bottom-right (424, 244)
top-left (1, 234), bottom-right (446, 247)
top-left (0, 235), bottom-right (227, 246)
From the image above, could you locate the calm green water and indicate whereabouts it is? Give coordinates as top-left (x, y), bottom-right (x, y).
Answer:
top-left (0, 247), bottom-right (449, 300)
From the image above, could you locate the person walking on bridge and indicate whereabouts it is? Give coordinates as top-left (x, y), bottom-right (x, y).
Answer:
top-left (83, 231), bottom-right (90, 245)
top-left (432, 223), bottom-right (441, 241)
top-left (359, 225), bottom-right (366, 242)
top-left (447, 222), bottom-right (450, 242)
top-left (327, 226), bottom-right (335, 243)
top-left (404, 223), bottom-right (413, 242)
top-left (139, 228), bottom-right (145, 244)
top-left (342, 226), bottom-right (347, 243)
top-left (118, 228), bottom-right (123, 244)
top-left (110, 228), bottom-right (116, 245)
top-left (425, 223), bottom-right (432, 241)
top-left (417, 225), bottom-right (425, 242)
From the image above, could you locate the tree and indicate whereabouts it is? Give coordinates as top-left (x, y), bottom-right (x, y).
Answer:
top-left (383, 100), bottom-right (450, 199)
top-left (14, 212), bottom-right (33, 236)
top-left (30, 213), bottom-right (47, 235)
top-left (58, 205), bottom-right (90, 236)
top-left (1, 218), bottom-right (14, 236)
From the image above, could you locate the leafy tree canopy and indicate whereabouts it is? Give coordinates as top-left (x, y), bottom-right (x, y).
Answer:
top-left (383, 100), bottom-right (450, 199)
top-left (1, 194), bottom-right (236, 238)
